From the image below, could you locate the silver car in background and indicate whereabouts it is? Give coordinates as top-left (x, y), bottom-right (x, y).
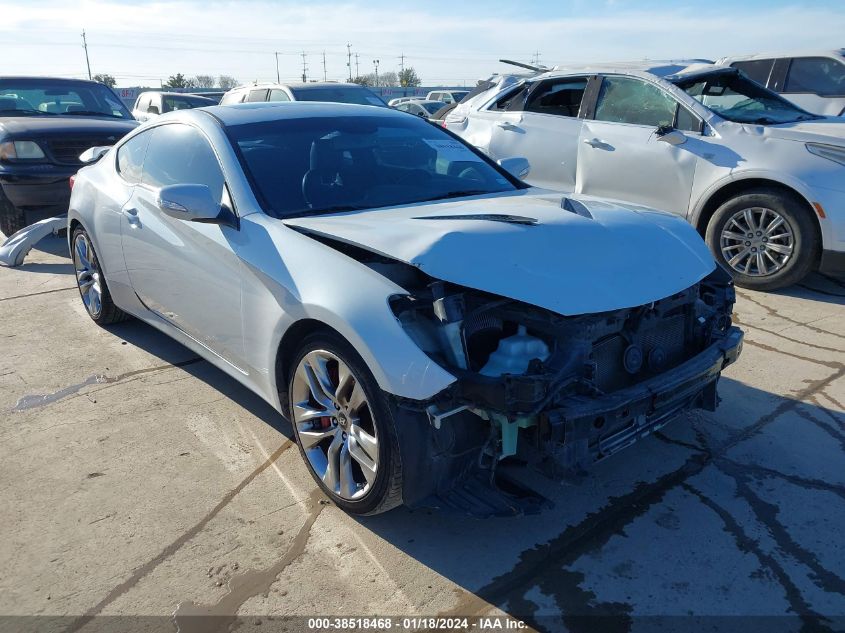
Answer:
top-left (447, 63), bottom-right (845, 290)
top-left (66, 103), bottom-right (741, 515)
top-left (718, 50), bottom-right (845, 117)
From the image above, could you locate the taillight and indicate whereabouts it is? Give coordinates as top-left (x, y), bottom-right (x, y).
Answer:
top-left (69, 175), bottom-right (76, 190)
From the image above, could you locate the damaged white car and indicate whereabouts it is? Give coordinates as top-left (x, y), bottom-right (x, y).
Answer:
top-left (68, 103), bottom-right (743, 515)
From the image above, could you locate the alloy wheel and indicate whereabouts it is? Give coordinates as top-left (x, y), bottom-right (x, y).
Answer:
top-left (720, 207), bottom-right (794, 277)
top-left (291, 350), bottom-right (379, 500)
top-left (73, 232), bottom-right (103, 318)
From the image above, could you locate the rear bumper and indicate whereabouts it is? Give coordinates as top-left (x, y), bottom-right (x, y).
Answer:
top-left (819, 249), bottom-right (845, 276)
top-left (546, 327), bottom-right (743, 466)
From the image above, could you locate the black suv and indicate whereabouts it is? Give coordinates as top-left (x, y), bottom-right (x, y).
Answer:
top-left (0, 77), bottom-right (138, 236)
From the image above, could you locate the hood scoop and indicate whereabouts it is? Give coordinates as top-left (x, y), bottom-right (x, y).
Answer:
top-left (412, 213), bottom-right (538, 225)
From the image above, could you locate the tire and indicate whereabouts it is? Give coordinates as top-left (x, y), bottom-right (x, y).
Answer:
top-left (71, 226), bottom-right (129, 325)
top-left (287, 329), bottom-right (403, 515)
top-left (0, 188), bottom-right (27, 237)
top-left (705, 188), bottom-right (819, 291)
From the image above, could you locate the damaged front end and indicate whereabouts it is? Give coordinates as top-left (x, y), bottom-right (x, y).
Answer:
top-left (387, 262), bottom-right (742, 513)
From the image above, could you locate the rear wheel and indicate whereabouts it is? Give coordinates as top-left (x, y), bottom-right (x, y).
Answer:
top-left (71, 227), bottom-right (128, 325)
top-left (287, 330), bottom-right (403, 515)
top-left (706, 189), bottom-right (818, 291)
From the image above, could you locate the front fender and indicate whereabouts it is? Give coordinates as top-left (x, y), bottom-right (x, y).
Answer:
top-left (236, 215), bottom-right (457, 409)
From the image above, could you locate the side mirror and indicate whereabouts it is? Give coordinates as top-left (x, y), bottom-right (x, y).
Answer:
top-left (497, 156), bottom-right (531, 180)
top-left (157, 184), bottom-right (222, 223)
top-left (656, 126), bottom-right (687, 146)
top-left (79, 146), bottom-right (112, 164)
top-left (147, 105), bottom-right (160, 115)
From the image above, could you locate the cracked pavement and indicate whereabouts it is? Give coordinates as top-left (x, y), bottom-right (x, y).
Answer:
top-left (1, 235), bottom-right (844, 632)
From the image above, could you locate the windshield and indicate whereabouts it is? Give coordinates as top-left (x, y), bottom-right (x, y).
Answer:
top-left (673, 71), bottom-right (817, 125)
top-left (229, 114), bottom-right (519, 218)
top-left (163, 94), bottom-right (214, 112)
top-left (0, 78), bottom-right (132, 119)
top-left (289, 86), bottom-right (387, 107)
top-left (422, 101), bottom-right (446, 115)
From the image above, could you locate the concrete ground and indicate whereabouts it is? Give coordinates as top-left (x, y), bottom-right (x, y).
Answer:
top-left (1, 234), bottom-right (844, 633)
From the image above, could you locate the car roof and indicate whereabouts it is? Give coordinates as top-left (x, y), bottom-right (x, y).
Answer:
top-left (140, 91), bottom-right (215, 98)
top-left (228, 81), bottom-right (370, 92)
top-left (523, 60), bottom-right (728, 83)
top-left (0, 75), bottom-right (109, 86)
top-left (198, 101), bottom-right (405, 126)
top-left (717, 49), bottom-right (845, 62)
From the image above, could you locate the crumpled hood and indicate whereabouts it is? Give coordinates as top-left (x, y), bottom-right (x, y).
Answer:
top-left (283, 191), bottom-right (716, 316)
top-left (750, 117), bottom-right (845, 145)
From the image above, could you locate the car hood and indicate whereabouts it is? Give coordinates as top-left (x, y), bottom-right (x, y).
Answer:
top-left (751, 117), bottom-right (845, 145)
top-left (0, 116), bottom-right (138, 139)
top-left (283, 191), bottom-right (716, 316)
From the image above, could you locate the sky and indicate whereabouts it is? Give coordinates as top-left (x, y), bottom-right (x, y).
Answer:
top-left (3, 0), bottom-right (844, 88)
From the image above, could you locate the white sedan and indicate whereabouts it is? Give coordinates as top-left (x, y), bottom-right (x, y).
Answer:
top-left (67, 102), bottom-right (742, 515)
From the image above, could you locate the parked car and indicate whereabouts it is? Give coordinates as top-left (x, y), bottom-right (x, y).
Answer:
top-left (426, 89), bottom-right (470, 104)
top-left (220, 82), bottom-right (387, 107)
top-left (447, 63), bottom-right (845, 290)
top-left (387, 96), bottom-right (424, 107)
top-left (68, 102), bottom-right (742, 515)
top-left (132, 91), bottom-right (216, 122)
top-left (188, 91), bottom-right (225, 104)
top-left (0, 76), bottom-right (137, 236)
top-left (717, 50), bottom-right (845, 117)
top-left (393, 99), bottom-right (447, 119)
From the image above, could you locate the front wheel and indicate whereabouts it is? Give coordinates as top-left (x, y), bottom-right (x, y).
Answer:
top-left (287, 330), bottom-right (403, 515)
top-left (705, 189), bottom-right (819, 291)
top-left (71, 227), bottom-right (128, 325)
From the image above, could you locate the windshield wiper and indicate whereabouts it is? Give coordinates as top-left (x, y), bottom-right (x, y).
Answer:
top-left (64, 110), bottom-right (126, 118)
top-left (0, 108), bottom-right (53, 116)
top-left (418, 190), bottom-right (491, 203)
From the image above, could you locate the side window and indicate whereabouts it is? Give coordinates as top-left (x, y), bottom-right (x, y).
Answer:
top-left (396, 103), bottom-right (409, 112)
top-left (490, 84), bottom-right (530, 111)
top-left (524, 77), bottom-right (588, 117)
top-left (594, 76), bottom-right (677, 127)
top-left (220, 90), bottom-right (245, 105)
top-left (675, 104), bottom-right (701, 133)
top-left (247, 89), bottom-right (269, 102)
top-left (116, 131), bottom-right (152, 184)
top-left (785, 57), bottom-right (845, 96)
top-left (268, 89), bottom-right (290, 102)
top-left (730, 59), bottom-right (775, 86)
top-left (136, 95), bottom-right (150, 112)
top-left (141, 124), bottom-right (225, 204)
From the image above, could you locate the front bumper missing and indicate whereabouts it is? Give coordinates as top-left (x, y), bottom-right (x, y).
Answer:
top-left (546, 327), bottom-right (743, 469)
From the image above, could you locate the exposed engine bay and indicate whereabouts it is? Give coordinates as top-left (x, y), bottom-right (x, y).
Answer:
top-left (296, 228), bottom-right (743, 514)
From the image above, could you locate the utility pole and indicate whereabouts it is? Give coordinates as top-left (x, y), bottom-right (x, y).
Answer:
top-left (354, 53), bottom-right (360, 79)
top-left (372, 59), bottom-right (379, 87)
top-left (531, 50), bottom-right (541, 66)
top-left (81, 29), bottom-right (92, 80)
top-left (398, 53), bottom-right (405, 74)
top-left (301, 51), bottom-right (308, 82)
top-left (322, 51), bottom-right (327, 82)
top-left (346, 43), bottom-right (352, 82)
top-left (275, 52), bottom-right (280, 83)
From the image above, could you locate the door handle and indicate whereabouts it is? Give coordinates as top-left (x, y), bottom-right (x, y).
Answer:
top-left (124, 207), bottom-right (140, 227)
top-left (496, 121), bottom-right (520, 131)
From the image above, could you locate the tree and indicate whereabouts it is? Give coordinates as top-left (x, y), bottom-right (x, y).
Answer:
top-left (218, 75), bottom-right (238, 90)
top-left (192, 75), bottom-right (215, 88)
top-left (398, 67), bottom-right (421, 87)
top-left (92, 73), bottom-right (116, 88)
top-left (356, 71), bottom-right (398, 88)
top-left (164, 73), bottom-right (195, 89)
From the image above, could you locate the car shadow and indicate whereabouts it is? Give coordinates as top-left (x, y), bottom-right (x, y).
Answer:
top-left (107, 318), bottom-right (292, 439)
top-left (350, 377), bottom-right (845, 628)
top-left (772, 272), bottom-right (845, 306)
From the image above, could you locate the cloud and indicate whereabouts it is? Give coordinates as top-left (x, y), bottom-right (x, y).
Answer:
top-left (1, 0), bottom-right (842, 86)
